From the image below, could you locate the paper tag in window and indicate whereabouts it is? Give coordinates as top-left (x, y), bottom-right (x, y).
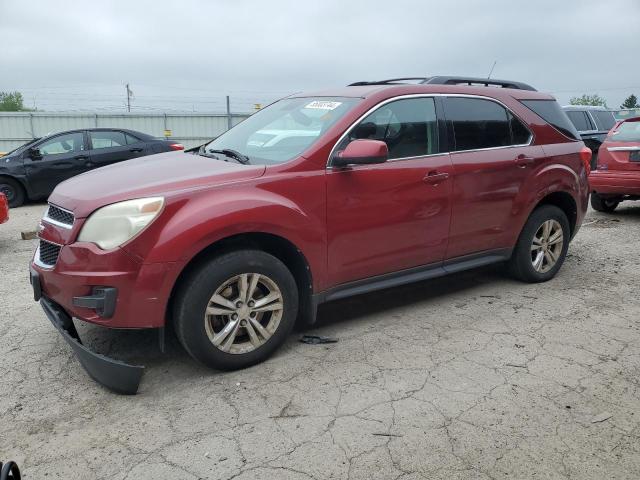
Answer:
top-left (304, 101), bottom-right (342, 110)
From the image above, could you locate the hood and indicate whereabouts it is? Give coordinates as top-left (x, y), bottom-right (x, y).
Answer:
top-left (49, 151), bottom-right (266, 217)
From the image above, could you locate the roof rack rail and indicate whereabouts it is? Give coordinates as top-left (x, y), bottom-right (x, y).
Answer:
top-left (348, 77), bottom-right (430, 86)
top-left (348, 76), bottom-right (537, 91)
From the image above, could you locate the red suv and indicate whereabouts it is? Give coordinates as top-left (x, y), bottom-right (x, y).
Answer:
top-left (29, 76), bottom-right (591, 393)
top-left (589, 117), bottom-right (640, 212)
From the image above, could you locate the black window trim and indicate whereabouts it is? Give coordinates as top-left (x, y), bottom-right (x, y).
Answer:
top-left (327, 93), bottom-right (533, 168)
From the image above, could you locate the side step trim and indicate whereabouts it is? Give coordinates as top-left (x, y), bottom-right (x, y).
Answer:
top-left (313, 248), bottom-right (512, 307)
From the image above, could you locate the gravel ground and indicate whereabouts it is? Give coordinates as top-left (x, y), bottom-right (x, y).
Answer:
top-left (1, 202), bottom-right (639, 480)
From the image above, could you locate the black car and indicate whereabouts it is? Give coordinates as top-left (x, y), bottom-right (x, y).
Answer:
top-left (562, 106), bottom-right (616, 169)
top-left (0, 128), bottom-right (184, 207)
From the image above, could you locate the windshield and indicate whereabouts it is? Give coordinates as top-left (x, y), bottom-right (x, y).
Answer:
top-left (3, 138), bottom-right (40, 157)
top-left (609, 120), bottom-right (640, 142)
top-left (204, 97), bottom-right (359, 164)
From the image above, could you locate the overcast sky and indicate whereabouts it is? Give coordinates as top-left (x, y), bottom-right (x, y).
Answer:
top-left (1, 0), bottom-right (638, 112)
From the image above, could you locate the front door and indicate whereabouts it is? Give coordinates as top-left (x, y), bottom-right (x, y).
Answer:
top-left (326, 96), bottom-right (453, 286)
top-left (24, 131), bottom-right (89, 198)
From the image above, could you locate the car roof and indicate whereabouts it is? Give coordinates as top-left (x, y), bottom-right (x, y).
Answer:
top-left (37, 128), bottom-right (154, 139)
top-left (291, 83), bottom-right (554, 101)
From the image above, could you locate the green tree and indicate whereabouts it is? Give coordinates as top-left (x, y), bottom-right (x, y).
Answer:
top-left (569, 94), bottom-right (608, 108)
top-left (620, 94), bottom-right (639, 109)
top-left (0, 91), bottom-right (28, 111)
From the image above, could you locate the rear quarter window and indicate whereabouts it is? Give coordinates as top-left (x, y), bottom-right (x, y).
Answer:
top-left (521, 100), bottom-right (580, 140)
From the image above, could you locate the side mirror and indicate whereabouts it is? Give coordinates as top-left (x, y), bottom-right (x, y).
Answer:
top-left (28, 147), bottom-right (42, 160)
top-left (333, 139), bottom-right (388, 168)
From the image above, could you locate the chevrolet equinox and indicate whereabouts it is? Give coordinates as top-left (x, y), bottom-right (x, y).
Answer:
top-left (29, 76), bottom-right (591, 393)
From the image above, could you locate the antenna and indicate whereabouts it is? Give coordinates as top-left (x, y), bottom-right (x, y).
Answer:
top-left (487, 61), bottom-right (497, 79)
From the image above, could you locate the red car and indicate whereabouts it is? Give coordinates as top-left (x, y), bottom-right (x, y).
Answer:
top-left (29, 76), bottom-right (591, 393)
top-left (589, 117), bottom-right (640, 212)
top-left (0, 192), bottom-right (8, 224)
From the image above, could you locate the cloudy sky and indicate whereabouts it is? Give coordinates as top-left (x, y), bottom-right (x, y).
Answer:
top-left (1, 0), bottom-right (638, 112)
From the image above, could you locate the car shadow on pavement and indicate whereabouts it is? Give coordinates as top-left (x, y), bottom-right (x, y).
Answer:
top-left (67, 264), bottom-right (507, 387)
top-left (312, 264), bottom-right (506, 329)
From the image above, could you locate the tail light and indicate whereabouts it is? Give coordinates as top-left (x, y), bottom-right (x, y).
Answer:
top-left (169, 143), bottom-right (184, 151)
top-left (579, 146), bottom-right (592, 174)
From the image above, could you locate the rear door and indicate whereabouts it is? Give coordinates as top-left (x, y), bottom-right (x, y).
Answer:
top-left (326, 96), bottom-right (453, 286)
top-left (87, 130), bottom-right (142, 169)
top-left (24, 131), bottom-right (89, 197)
top-left (443, 96), bottom-right (543, 259)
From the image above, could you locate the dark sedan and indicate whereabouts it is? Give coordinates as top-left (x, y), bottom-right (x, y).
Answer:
top-left (0, 128), bottom-right (184, 207)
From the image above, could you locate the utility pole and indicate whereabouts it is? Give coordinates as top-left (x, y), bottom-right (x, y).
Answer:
top-left (226, 95), bottom-right (232, 130)
top-left (125, 83), bottom-right (133, 112)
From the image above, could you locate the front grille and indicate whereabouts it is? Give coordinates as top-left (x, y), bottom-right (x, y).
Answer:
top-left (46, 204), bottom-right (74, 226)
top-left (39, 239), bottom-right (61, 267)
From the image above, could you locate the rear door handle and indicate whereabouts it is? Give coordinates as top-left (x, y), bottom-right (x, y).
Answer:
top-left (129, 148), bottom-right (144, 152)
top-left (515, 154), bottom-right (535, 168)
top-left (423, 171), bottom-right (450, 185)
top-left (74, 155), bottom-right (89, 161)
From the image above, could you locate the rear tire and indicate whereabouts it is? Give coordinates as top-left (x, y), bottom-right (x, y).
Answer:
top-left (173, 250), bottom-right (298, 371)
top-left (590, 192), bottom-right (619, 213)
top-left (508, 205), bottom-right (570, 283)
top-left (0, 177), bottom-right (25, 207)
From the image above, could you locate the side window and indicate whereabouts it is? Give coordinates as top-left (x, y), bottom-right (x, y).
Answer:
top-left (37, 132), bottom-right (84, 156)
top-left (341, 97), bottom-right (439, 160)
top-left (508, 111), bottom-right (532, 145)
top-left (445, 98), bottom-right (515, 151)
top-left (565, 111), bottom-right (593, 131)
top-left (89, 131), bottom-right (127, 150)
top-left (125, 133), bottom-right (141, 145)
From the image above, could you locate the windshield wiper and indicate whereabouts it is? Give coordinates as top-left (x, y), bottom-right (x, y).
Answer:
top-left (208, 149), bottom-right (251, 164)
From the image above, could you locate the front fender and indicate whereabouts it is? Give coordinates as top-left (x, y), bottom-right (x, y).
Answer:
top-left (123, 179), bottom-right (326, 289)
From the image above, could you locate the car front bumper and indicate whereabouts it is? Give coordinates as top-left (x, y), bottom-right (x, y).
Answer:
top-left (30, 241), bottom-right (180, 329)
top-left (589, 170), bottom-right (640, 196)
top-left (31, 268), bottom-right (144, 394)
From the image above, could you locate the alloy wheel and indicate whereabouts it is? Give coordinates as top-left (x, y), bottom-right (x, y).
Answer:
top-left (204, 273), bottom-right (284, 354)
top-left (530, 219), bottom-right (564, 273)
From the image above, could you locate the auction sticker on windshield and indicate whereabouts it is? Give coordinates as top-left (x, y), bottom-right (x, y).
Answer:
top-left (305, 101), bottom-right (342, 110)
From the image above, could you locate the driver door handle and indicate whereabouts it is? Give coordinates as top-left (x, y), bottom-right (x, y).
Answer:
top-left (423, 171), bottom-right (450, 185)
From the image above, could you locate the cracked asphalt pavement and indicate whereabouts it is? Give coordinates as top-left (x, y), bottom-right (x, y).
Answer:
top-left (1, 203), bottom-right (639, 479)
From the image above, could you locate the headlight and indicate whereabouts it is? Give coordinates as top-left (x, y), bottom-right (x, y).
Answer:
top-left (78, 197), bottom-right (164, 250)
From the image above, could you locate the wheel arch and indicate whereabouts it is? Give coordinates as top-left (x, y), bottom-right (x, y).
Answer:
top-left (535, 190), bottom-right (578, 236)
top-left (0, 174), bottom-right (28, 198)
top-left (166, 232), bottom-right (315, 328)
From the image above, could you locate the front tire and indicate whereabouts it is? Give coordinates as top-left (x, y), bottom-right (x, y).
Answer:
top-left (173, 250), bottom-right (298, 371)
top-left (508, 205), bottom-right (570, 283)
top-left (0, 177), bottom-right (25, 207)
top-left (590, 192), bottom-right (619, 213)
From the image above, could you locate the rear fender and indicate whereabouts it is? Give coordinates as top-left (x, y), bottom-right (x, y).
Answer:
top-left (512, 161), bottom-right (587, 243)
